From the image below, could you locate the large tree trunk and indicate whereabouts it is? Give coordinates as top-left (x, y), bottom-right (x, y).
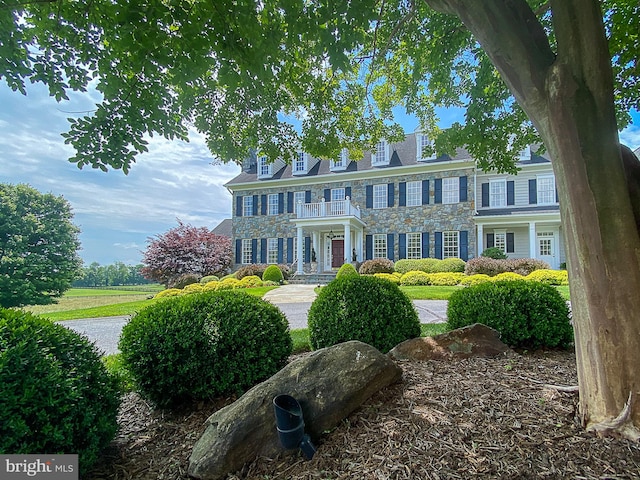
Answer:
top-left (430, 0), bottom-right (640, 439)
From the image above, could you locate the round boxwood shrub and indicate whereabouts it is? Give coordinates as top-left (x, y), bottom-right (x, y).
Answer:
top-left (263, 264), bottom-right (284, 283)
top-left (400, 270), bottom-right (431, 286)
top-left (336, 263), bottom-right (359, 278)
top-left (308, 276), bottom-right (420, 353)
top-left (428, 272), bottom-right (466, 286)
top-left (119, 290), bottom-right (292, 408)
top-left (358, 258), bottom-right (395, 274)
top-left (447, 280), bottom-right (573, 349)
top-left (0, 309), bottom-right (120, 473)
top-left (459, 274), bottom-right (492, 286)
top-left (434, 258), bottom-right (466, 273)
top-left (373, 272), bottom-right (401, 284)
top-left (200, 275), bottom-right (219, 284)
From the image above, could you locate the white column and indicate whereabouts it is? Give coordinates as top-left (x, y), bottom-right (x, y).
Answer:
top-left (356, 229), bottom-right (363, 262)
top-left (477, 224), bottom-right (484, 257)
top-left (529, 222), bottom-right (537, 258)
top-left (296, 226), bottom-right (304, 274)
top-left (344, 223), bottom-right (352, 265)
top-left (312, 231), bottom-right (320, 273)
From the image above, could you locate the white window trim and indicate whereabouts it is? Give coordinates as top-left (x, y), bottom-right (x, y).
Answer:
top-left (443, 231), bottom-right (460, 259)
top-left (407, 181), bottom-right (421, 207)
top-left (407, 232), bottom-right (422, 259)
top-left (372, 139), bottom-right (390, 166)
top-left (292, 152), bottom-right (308, 175)
top-left (537, 174), bottom-right (556, 205)
top-left (373, 233), bottom-right (387, 259)
top-left (242, 196), bottom-right (253, 217)
top-left (241, 239), bottom-right (252, 264)
top-left (489, 178), bottom-right (507, 208)
top-left (257, 156), bottom-right (272, 179)
top-left (331, 148), bottom-right (349, 171)
top-left (442, 177), bottom-right (459, 204)
top-left (373, 184), bottom-right (388, 209)
top-left (417, 133), bottom-right (436, 161)
top-left (494, 229), bottom-right (506, 253)
top-left (267, 238), bottom-right (279, 264)
top-left (268, 194), bottom-right (278, 215)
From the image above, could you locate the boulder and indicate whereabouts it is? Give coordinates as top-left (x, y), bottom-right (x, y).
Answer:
top-left (388, 323), bottom-right (513, 361)
top-left (188, 340), bottom-right (402, 480)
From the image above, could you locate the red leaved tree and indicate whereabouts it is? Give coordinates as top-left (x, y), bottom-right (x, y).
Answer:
top-left (141, 220), bottom-right (232, 287)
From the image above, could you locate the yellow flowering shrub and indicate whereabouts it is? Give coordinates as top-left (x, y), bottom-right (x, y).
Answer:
top-left (154, 288), bottom-right (182, 298)
top-left (237, 275), bottom-right (263, 288)
top-left (428, 272), bottom-right (466, 286)
top-left (526, 269), bottom-right (569, 285)
top-left (459, 274), bottom-right (492, 286)
top-left (491, 272), bottom-right (525, 282)
top-left (373, 272), bottom-right (402, 284)
top-left (400, 271), bottom-right (432, 286)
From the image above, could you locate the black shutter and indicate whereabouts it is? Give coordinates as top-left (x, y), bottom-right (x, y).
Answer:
top-left (260, 238), bottom-right (267, 263)
top-left (261, 195), bottom-right (267, 215)
top-left (252, 195), bottom-right (258, 215)
top-left (459, 176), bottom-right (468, 202)
top-left (487, 233), bottom-right (495, 248)
top-left (529, 179), bottom-right (537, 204)
top-left (460, 231), bottom-right (468, 261)
top-left (278, 193), bottom-right (284, 214)
top-left (304, 237), bottom-right (311, 262)
top-left (387, 233), bottom-right (394, 260)
top-left (366, 185), bottom-right (373, 208)
top-left (324, 189), bottom-right (331, 202)
top-left (481, 183), bottom-right (489, 207)
top-left (422, 179), bottom-right (430, 205)
top-left (434, 178), bottom-right (442, 204)
top-left (287, 237), bottom-right (293, 263)
top-left (305, 190), bottom-right (312, 203)
top-left (399, 182), bottom-right (407, 207)
top-left (345, 186), bottom-right (352, 199)
top-left (422, 232), bottom-right (430, 258)
top-left (287, 191), bottom-right (294, 213)
top-left (251, 239), bottom-right (257, 263)
top-left (398, 233), bottom-right (406, 259)
top-left (277, 238), bottom-right (284, 263)
top-left (506, 232), bottom-right (515, 253)
top-left (365, 235), bottom-right (373, 260)
top-left (387, 183), bottom-right (394, 207)
top-left (236, 196), bottom-right (243, 217)
top-left (435, 231), bottom-right (443, 259)
top-left (235, 239), bottom-right (242, 263)
top-left (507, 181), bottom-right (515, 205)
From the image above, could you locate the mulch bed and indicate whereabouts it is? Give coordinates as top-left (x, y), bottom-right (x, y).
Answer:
top-left (86, 351), bottom-right (640, 479)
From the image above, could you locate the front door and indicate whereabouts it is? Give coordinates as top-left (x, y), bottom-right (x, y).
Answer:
top-left (537, 231), bottom-right (557, 269)
top-left (331, 239), bottom-right (344, 268)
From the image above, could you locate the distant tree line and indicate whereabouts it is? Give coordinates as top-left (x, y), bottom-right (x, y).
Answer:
top-left (73, 262), bottom-right (151, 287)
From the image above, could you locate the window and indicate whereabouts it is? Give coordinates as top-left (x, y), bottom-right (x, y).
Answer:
top-left (442, 177), bottom-right (459, 204)
top-left (258, 156), bottom-right (272, 178)
top-left (293, 191), bottom-right (306, 207)
top-left (407, 181), bottom-right (421, 207)
top-left (373, 184), bottom-right (387, 209)
top-left (494, 231), bottom-right (506, 253)
top-left (538, 232), bottom-right (553, 256)
top-left (241, 239), bottom-right (252, 264)
top-left (267, 194), bottom-right (278, 215)
top-left (242, 196), bottom-right (253, 217)
top-left (331, 188), bottom-right (346, 202)
top-left (331, 188), bottom-right (346, 215)
top-left (537, 175), bottom-right (556, 205)
top-left (293, 152), bottom-right (307, 174)
top-left (373, 234), bottom-right (387, 259)
top-left (407, 232), bottom-right (422, 259)
top-left (267, 238), bottom-right (279, 264)
top-left (417, 133), bottom-right (436, 161)
top-left (331, 149), bottom-right (348, 171)
top-left (490, 179), bottom-right (507, 207)
top-left (372, 139), bottom-right (389, 166)
top-left (443, 231), bottom-right (459, 258)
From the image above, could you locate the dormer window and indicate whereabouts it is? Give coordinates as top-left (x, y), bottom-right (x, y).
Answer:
top-left (519, 145), bottom-right (530, 160)
top-left (417, 133), bottom-right (436, 161)
top-left (331, 148), bottom-right (349, 171)
top-left (258, 156), bottom-right (272, 179)
top-left (292, 152), bottom-right (307, 175)
top-left (372, 139), bottom-right (390, 166)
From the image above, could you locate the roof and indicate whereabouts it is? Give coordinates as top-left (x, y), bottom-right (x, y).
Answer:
top-left (212, 219), bottom-right (232, 237)
top-left (475, 205), bottom-right (560, 216)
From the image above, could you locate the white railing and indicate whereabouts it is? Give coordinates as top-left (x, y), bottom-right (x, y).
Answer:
top-left (296, 197), bottom-right (361, 219)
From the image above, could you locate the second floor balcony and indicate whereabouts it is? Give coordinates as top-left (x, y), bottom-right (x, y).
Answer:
top-left (296, 197), bottom-right (361, 219)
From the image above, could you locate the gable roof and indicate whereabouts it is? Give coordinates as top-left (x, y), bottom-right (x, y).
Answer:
top-left (212, 219), bottom-right (232, 237)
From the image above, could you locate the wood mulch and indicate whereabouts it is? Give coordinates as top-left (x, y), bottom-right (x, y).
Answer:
top-left (86, 351), bottom-right (640, 479)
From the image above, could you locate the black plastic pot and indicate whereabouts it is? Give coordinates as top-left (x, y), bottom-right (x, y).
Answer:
top-left (273, 394), bottom-right (317, 459)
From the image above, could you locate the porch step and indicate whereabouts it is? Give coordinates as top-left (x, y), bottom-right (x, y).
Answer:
top-left (289, 273), bottom-right (337, 285)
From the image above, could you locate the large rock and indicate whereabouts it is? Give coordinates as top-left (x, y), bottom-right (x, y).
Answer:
top-left (188, 340), bottom-right (402, 480)
top-left (388, 323), bottom-right (513, 361)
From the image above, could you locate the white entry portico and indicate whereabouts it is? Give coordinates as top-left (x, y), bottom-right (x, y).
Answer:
top-left (291, 197), bottom-right (366, 275)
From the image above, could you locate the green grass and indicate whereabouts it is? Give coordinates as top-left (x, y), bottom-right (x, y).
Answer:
top-left (65, 286), bottom-right (163, 296)
top-left (400, 285), bottom-right (463, 300)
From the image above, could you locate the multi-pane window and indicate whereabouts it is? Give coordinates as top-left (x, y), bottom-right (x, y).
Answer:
top-left (494, 232), bottom-right (506, 253)
top-left (538, 232), bottom-right (553, 256)
top-left (331, 188), bottom-right (346, 215)
top-left (443, 231), bottom-right (459, 258)
top-left (490, 179), bottom-right (507, 207)
top-left (373, 139), bottom-right (388, 165)
top-left (241, 239), bottom-right (252, 264)
top-left (417, 133), bottom-right (436, 161)
top-left (267, 238), bottom-right (279, 264)
top-left (293, 191), bottom-right (306, 210)
top-left (258, 156), bottom-right (272, 177)
top-left (373, 234), bottom-right (387, 259)
top-left (407, 181), bottom-right (421, 206)
top-left (407, 232), bottom-right (422, 259)
top-left (442, 177), bottom-right (459, 204)
top-left (537, 175), bottom-right (556, 205)
top-left (242, 196), bottom-right (253, 217)
top-left (373, 184), bottom-right (387, 209)
top-left (268, 194), bottom-right (278, 215)
top-left (331, 149), bottom-right (348, 170)
top-left (293, 152), bottom-right (306, 174)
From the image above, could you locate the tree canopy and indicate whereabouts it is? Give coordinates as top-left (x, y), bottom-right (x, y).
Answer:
top-left (0, 183), bottom-right (82, 308)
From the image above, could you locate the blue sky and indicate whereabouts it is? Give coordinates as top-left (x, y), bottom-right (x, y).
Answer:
top-left (1, 82), bottom-right (639, 266)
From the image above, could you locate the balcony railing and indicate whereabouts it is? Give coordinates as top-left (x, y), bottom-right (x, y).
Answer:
top-left (296, 197), bottom-right (361, 219)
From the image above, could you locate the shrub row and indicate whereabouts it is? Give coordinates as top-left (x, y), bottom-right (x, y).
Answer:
top-left (464, 257), bottom-right (550, 276)
top-left (235, 263), bottom-right (290, 280)
top-left (394, 258), bottom-right (466, 274)
top-left (362, 269), bottom-right (567, 287)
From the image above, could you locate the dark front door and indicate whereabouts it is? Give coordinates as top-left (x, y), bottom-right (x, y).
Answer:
top-left (332, 239), bottom-right (344, 268)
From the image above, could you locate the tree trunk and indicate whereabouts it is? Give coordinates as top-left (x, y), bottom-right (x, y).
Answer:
top-left (429, 0), bottom-right (640, 438)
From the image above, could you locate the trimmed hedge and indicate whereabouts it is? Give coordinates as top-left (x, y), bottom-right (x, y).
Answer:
top-left (1, 309), bottom-right (120, 473)
top-left (465, 257), bottom-right (550, 276)
top-left (447, 280), bottom-right (573, 349)
top-left (119, 290), bottom-right (292, 408)
top-left (263, 265), bottom-right (284, 283)
top-left (336, 263), bottom-right (359, 278)
top-left (395, 258), bottom-right (465, 274)
top-left (308, 276), bottom-right (420, 353)
top-left (400, 270), bottom-right (432, 286)
top-left (359, 258), bottom-right (395, 274)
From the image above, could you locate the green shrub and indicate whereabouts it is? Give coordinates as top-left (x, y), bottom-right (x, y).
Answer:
top-left (237, 275), bottom-right (264, 288)
top-left (447, 280), bottom-right (573, 349)
top-left (358, 258), bottom-right (395, 274)
top-left (374, 272), bottom-right (401, 284)
top-left (155, 288), bottom-right (182, 298)
top-left (459, 274), bottom-right (492, 286)
top-left (428, 272), bottom-right (466, 286)
top-left (200, 275), bottom-right (219, 284)
top-left (0, 309), bottom-right (120, 473)
top-left (394, 259), bottom-right (425, 274)
top-left (263, 265), bottom-right (284, 283)
top-left (481, 247), bottom-right (508, 259)
top-left (526, 269), bottom-right (569, 285)
top-left (235, 263), bottom-right (268, 279)
top-left (435, 258), bottom-right (466, 273)
top-left (171, 273), bottom-right (201, 289)
top-left (400, 270), bottom-right (432, 286)
top-left (336, 263), bottom-right (359, 278)
top-left (308, 276), bottom-right (420, 353)
top-left (509, 258), bottom-right (551, 276)
top-left (102, 353), bottom-right (135, 392)
top-left (491, 272), bottom-right (524, 282)
top-left (118, 290), bottom-right (292, 408)
top-left (181, 283), bottom-right (204, 294)
top-left (217, 277), bottom-right (240, 290)
top-left (465, 257), bottom-right (550, 276)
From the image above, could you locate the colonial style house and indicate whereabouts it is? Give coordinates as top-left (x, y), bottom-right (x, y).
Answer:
top-left (225, 132), bottom-right (564, 277)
